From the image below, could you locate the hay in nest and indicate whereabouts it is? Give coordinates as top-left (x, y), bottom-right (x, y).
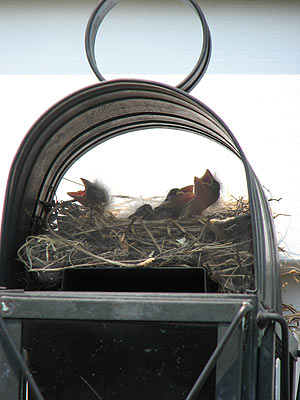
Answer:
top-left (18, 196), bottom-right (254, 293)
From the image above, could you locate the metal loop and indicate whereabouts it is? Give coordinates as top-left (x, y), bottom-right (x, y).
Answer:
top-left (85, 0), bottom-right (211, 93)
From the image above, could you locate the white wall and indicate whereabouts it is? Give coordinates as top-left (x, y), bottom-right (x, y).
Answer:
top-left (1, 0), bottom-right (299, 74)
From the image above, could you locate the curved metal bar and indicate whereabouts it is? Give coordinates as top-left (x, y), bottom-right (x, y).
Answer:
top-left (85, 0), bottom-right (118, 82)
top-left (185, 302), bottom-right (253, 400)
top-left (85, 0), bottom-right (211, 92)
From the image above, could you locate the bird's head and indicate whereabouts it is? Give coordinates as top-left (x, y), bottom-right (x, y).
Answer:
top-left (67, 178), bottom-right (109, 208)
top-left (194, 169), bottom-right (220, 202)
top-left (180, 169), bottom-right (220, 217)
top-left (194, 169), bottom-right (220, 210)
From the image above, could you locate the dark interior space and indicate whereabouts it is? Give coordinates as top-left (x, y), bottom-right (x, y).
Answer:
top-left (23, 320), bottom-right (217, 400)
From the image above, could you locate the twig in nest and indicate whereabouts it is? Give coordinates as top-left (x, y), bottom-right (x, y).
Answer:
top-left (140, 220), bottom-right (162, 254)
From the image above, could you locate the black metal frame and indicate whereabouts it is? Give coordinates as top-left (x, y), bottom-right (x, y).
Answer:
top-left (2, 292), bottom-right (294, 399)
top-left (0, 292), bottom-right (258, 399)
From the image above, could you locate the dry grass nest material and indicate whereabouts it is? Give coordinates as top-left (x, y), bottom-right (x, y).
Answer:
top-left (18, 196), bottom-right (254, 293)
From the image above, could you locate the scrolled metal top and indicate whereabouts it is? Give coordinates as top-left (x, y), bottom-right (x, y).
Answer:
top-left (85, 0), bottom-right (212, 93)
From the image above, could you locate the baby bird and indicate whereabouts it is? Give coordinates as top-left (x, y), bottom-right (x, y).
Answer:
top-left (67, 178), bottom-right (109, 210)
top-left (180, 169), bottom-right (220, 217)
top-left (151, 185), bottom-right (194, 219)
top-left (128, 203), bottom-right (153, 220)
top-left (129, 185), bottom-right (194, 220)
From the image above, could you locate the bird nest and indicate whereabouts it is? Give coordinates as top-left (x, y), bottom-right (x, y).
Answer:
top-left (18, 196), bottom-right (254, 293)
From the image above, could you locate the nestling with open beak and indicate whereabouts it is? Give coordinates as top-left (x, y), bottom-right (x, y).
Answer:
top-left (180, 169), bottom-right (220, 217)
top-left (67, 178), bottom-right (109, 211)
